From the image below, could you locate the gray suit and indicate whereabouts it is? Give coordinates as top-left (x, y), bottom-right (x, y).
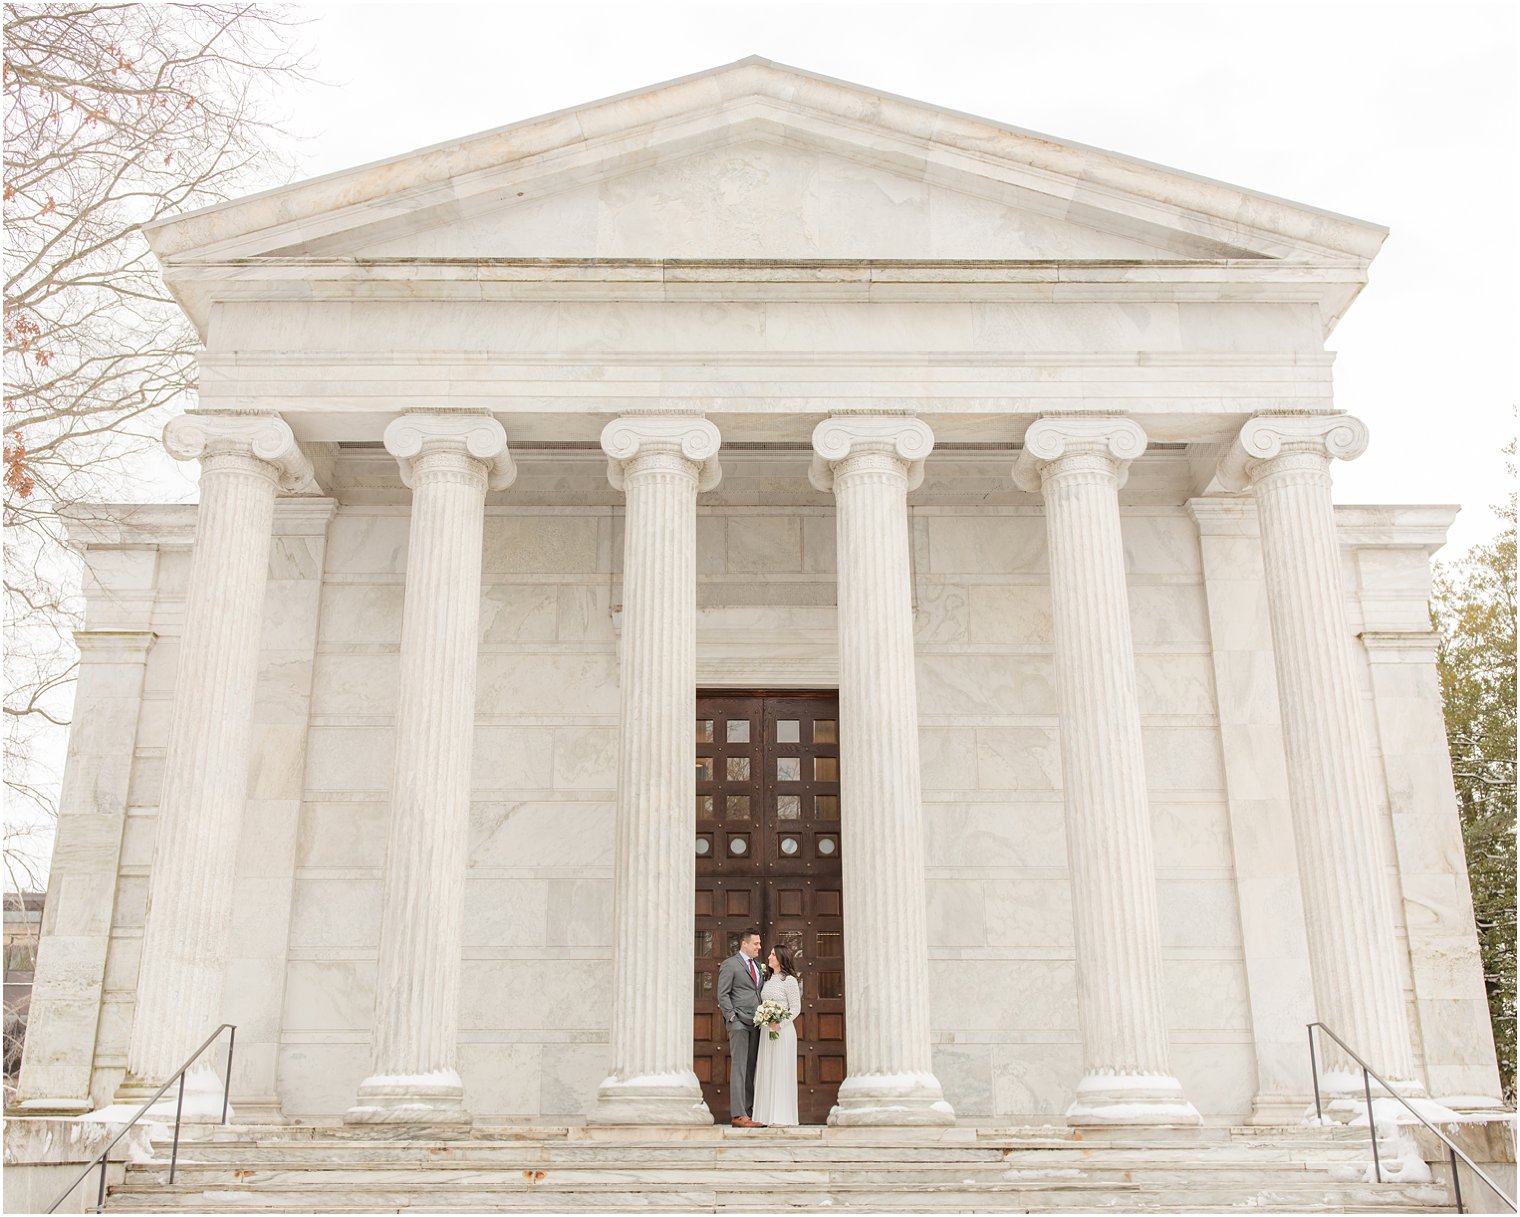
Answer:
top-left (716, 952), bottom-right (763, 1119)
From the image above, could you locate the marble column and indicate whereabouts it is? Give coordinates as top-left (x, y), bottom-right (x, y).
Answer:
top-left (347, 412), bottom-right (515, 1127)
top-left (1218, 414), bottom-right (1420, 1090)
top-left (1013, 415), bottom-right (1199, 1126)
top-left (809, 414), bottom-right (953, 1127)
top-left (590, 414), bottom-right (720, 1125)
top-left (121, 414), bottom-right (313, 1105)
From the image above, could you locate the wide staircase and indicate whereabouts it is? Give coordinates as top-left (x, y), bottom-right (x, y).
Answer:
top-left (104, 1123), bottom-right (1458, 1212)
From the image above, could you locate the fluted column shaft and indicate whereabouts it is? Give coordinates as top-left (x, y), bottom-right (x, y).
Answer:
top-left (590, 415), bottom-right (720, 1125)
top-left (810, 415), bottom-right (952, 1127)
top-left (1014, 416), bottom-right (1199, 1126)
top-left (348, 413), bottom-right (514, 1127)
top-left (1015, 418), bottom-right (1199, 1124)
top-left (1220, 415), bottom-right (1418, 1088)
top-left (124, 415), bottom-right (311, 1105)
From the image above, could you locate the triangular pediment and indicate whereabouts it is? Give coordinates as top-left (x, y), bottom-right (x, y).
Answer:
top-left (149, 58), bottom-right (1385, 267)
top-left (273, 135), bottom-right (1197, 262)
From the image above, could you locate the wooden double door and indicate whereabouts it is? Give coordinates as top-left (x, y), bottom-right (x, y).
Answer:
top-left (693, 692), bottom-right (846, 1126)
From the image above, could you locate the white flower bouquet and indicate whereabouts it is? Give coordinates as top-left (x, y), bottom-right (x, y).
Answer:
top-left (753, 999), bottom-right (792, 1041)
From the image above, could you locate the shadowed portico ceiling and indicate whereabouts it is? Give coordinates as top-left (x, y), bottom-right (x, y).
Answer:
top-left (146, 56), bottom-right (1387, 336)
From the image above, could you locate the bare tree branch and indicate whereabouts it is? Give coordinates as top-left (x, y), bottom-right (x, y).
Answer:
top-left (3, 2), bottom-right (312, 890)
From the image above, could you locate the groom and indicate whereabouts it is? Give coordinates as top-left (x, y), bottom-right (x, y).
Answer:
top-left (716, 928), bottom-right (767, 1128)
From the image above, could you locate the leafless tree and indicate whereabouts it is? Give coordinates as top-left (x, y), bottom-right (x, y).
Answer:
top-left (3, 4), bottom-right (311, 886)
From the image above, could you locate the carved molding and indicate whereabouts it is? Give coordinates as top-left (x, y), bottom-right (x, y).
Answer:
top-left (808, 414), bottom-right (934, 492)
top-left (382, 412), bottom-right (516, 491)
top-left (163, 412), bottom-right (315, 493)
top-left (1217, 412), bottom-right (1369, 492)
top-left (1011, 415), bottom-right (1147, 492)
top-left (599, 414), bottom-right (722, 492)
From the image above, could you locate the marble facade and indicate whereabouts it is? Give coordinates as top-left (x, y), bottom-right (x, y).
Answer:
top-left (15, 59), bottom-right (1501, 1127)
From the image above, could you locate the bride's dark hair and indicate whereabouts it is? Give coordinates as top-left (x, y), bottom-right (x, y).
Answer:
top-left (771, 943), bottom-right (798, 979)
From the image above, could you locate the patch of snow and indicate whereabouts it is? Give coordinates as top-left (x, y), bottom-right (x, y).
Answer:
top-left (1365, 1133), bottom-right (1433, 1184)
top-left (1348, 1096), bottom-right (1463, 1130)
top-left (1437, 1095), bottom-right (1511, 1110)
top-left (1326, 1164), bottom-right (1361, 1182)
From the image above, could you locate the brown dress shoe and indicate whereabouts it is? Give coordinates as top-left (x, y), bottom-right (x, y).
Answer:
top-left (731, 1115), bottom-right (767, 1128)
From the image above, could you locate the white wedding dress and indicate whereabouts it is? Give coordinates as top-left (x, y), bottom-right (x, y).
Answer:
top-left (752, 972), bottom-right (802, 1126)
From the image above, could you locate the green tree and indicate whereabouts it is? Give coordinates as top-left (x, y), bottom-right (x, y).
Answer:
top-left (1432, 439), bottom-right (1517, 1102)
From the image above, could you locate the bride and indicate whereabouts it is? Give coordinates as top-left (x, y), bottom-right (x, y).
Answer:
top-left (751, 943), bottom-right (802, 1126)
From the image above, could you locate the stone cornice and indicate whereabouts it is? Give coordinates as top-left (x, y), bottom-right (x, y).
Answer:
top-left (161, 258), bottom-right (1368, 324)
top-left (383, 412), bottom-right (516, 491)
top-left (60, 504), bottom-right (200, 550)
top-left (1332, 505), bottom-right (1460, 552)
top-left (72, 630), bottom-right (158, 657)
top-left (1359, 630), bottom-right (1441, 656)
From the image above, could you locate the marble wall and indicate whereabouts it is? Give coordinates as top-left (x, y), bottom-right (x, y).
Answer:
top-left (41, 454), bottom-right (1498, 1123)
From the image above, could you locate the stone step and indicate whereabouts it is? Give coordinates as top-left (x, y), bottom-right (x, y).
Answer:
top-left (104, 1179), bottom-right (1451, 1212)
top-left (126, 1161), bottom-right (1385, 1188)
top-left (163, 1122), bottom-right (1370, 1146)
top-left (144, 1143), bottom-right (1377, 1167)
top-left (105, 1126), bottom-right (1448, 1214)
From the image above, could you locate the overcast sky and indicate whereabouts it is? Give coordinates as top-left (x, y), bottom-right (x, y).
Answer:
top-left (267, 0), bottom-right (1518, 549)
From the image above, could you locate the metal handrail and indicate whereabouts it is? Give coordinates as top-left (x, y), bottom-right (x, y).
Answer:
top-left (46, 1022), bottom-right (236, 1214)
top-left (1307, 1021), bottom-right (1515, 1214)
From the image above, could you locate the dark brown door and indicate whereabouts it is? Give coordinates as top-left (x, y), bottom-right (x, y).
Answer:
top-left (693, 693), bottom-right (845, 1126)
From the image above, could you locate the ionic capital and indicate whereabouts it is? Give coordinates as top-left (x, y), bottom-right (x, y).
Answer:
top-left (1011, 415), bottom-right (1147, 492)
top-left (383, 412), bottom-right (515, 491)
top-left (809, 414), bottom-right (934, 493)
top-left (163, 412), bottom-right (315, 493)
top-left (1217, 413), bottom-right (1369, 492)
top-left (600, 414), bottom-right (722, 492)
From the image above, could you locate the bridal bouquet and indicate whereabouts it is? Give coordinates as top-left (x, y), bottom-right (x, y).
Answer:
top-left (753, 1000), bottom-right (792, 1041)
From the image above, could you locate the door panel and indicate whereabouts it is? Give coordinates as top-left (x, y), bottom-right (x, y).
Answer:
top-left (694, 693), bottom-right (844, 1126)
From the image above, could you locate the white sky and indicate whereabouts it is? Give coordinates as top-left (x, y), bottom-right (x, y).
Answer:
top-left (5, 1), bottom-right (1514, 887)
top-left (274, 0), bottom-right (1518, 549)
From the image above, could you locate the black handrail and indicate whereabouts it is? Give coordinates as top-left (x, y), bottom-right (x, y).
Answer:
top-left (1307, 1021), bottom-right (1515, 1214)
top-left (46, 1023), bottom-right (236, 1214)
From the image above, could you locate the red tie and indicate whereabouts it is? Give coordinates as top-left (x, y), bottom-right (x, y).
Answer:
top-left (748, 959), bottom-right (759, 986)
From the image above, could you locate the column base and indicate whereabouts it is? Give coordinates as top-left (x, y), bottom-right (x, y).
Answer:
top-left (1313, 1070), bottom-right (1427, 1123)
top-left (114, 1066), bottom-right (233, 1123)
top-left (228, 1095), bottom-right (289, 1124)
top-left (826, 1073), bottom-right (956, 1127)
top-left (1248, 1094), bottom-right (1315, 1126)
top-left (588, 1073), bottom-right (713, 1125)
top-left (1066, 1073), bottom-right (1202, 1127)
top-left (345, 1070), bottom-right (471, 1131)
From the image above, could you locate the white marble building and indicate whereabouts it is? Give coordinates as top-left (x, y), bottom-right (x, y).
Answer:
top-left (15, 58), bottom-right (1501, 1128)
